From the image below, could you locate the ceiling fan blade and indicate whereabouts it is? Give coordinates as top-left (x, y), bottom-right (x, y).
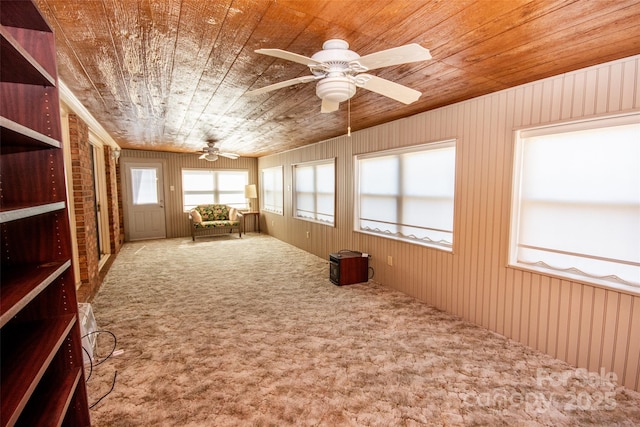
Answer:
top-left (354, 44), bottom-right (431, 71)
top-left (219, 152), bottom-right (239, 159)
top-left (355, 74), bottom-right (421, 104)
top-left (198, 153), bottom-right (207, 159)
top-left (255, 48), bottom-right (321, 67)
top-left (321, 98), bottom-right (340, 113)
top-left (246, 75), bottom-right (318, 96)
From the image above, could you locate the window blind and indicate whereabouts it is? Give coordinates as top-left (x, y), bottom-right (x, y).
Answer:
top-left (511, 114), bottom-right (640, 291)
top-left (293, 160), bottom-right (335, 224)
top-left (355, 141), bottom-right (456, 250)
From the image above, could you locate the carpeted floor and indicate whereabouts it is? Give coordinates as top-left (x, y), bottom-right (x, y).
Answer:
top-left (85, 234), bottom-right (640, 426)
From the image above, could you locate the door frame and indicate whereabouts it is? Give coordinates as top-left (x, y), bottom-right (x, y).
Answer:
top-left (120, 158), bottom-right (168, 241)
top-left (89, 140), bottom-right (111, 266)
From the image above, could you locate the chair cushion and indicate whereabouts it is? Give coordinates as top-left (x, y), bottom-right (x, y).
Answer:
top-left (196, 219), bottom-right (240, 229)
top-left (197, 204), bottom-right (229, 221)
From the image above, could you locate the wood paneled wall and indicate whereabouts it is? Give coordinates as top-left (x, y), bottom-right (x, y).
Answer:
top-left (258, 55), bottom-right (640, 391)
top-left (119, 149), bottom-right (258, 238)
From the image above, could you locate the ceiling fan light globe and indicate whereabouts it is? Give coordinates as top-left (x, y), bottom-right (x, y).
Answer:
top-left (204, 154), bottom-right (218, 162)
top-left (316, 77), bottom-right (356, 103)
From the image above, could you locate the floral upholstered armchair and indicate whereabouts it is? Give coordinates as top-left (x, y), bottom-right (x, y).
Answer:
top-left (188, 204), bottom-right (243, 241)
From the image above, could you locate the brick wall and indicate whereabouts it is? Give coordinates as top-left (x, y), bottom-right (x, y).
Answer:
top-left (104, 147), bottom-right (124, 252)
top-left (68, 114), bottom-right (100, 301)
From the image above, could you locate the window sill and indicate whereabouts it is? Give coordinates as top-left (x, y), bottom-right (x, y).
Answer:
top-left (507, 263), bottom-right (640, 297)
top-left (294, 216), bottom-right (335, 227)
top-left (355, 229), bottom-right (453, 253)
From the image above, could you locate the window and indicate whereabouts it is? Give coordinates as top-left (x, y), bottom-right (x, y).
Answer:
top-left (261, 166), bottom-right (284, 215)
top-left (355, 140), bottom-right (456, 250)
top-left (182, 169), bottom-right (248, 211)
top-left (131, 167), bottom-right (159, 205)
top-left (293, 159), bottom-right (335, 225)
top-left (510, 114), bottom-right (640, 293)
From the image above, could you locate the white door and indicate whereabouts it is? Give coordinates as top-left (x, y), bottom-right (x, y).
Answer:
top-left (123, 161), bottom-right (167, 241)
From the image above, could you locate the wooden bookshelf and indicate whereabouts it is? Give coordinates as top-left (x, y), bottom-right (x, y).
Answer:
top-left (0, 1), bottom-right (91, 425)
top-left (0, 260), bottom-right (71, 327)
top-left (0, 25), bottom-right (56, 86)
top-left (0, 316), bottom-right (76, 425)
top-left (18, 367), bottom-right (85, 426)
top-left (17, 368), bottom-right (82, 426)
top-left (0, 202), bottom-right (66, 223)
top-left (1, 115), bottom-right (61, 152)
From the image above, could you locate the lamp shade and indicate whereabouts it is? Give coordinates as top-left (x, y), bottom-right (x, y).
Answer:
top-left (244, 184), bottom-right (257, 198)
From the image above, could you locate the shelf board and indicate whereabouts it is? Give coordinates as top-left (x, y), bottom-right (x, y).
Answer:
top-left (0, 314), bottom-right (76, 427)
top-left (0, 116), bottom-right (61, 153)
top-left (0, 201), bottom-right (66, 224)
top-left (0, 25), bottom-right (55, 86)
top-left (17, 367), bottom-right (83, 427)
top-left (0, 260), bottom-right (71, 328)
top-left (0, 2), bottom-right (52, 32)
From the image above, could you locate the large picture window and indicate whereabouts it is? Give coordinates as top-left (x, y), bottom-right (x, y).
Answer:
top-left (261, 166), bottom-right (284, 215)
top-left (355, 140), bottom-right (456, 250)
top-left (509, 114), bottom-right (640, 293)
top-left (182, 169), bottom-right (248, 211)
top-left (293, 159), bottom-right (335, 225)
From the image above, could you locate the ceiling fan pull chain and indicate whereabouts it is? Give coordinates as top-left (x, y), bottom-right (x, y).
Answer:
top-left (347, 98), bottom-right (351, 137)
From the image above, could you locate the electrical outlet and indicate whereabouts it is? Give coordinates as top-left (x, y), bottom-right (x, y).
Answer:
top-left (387, 255), bottom-right (393, 266)
top-left (306, 231), bottom-right (310, 238)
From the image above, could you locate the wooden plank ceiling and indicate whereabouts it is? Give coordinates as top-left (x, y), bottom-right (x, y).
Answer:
top-left (34, 0), bottom-right (640, 157)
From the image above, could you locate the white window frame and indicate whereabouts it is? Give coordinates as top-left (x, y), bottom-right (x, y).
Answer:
top-left (261, 166), bottom-right (284, 215)
top-left (292, 158), bottom-right (336, 226)
top-left (354, 140), bottom-right (457, 251)
top-left (509, 113), bottom-right (640, 294)
top-left (181, 169), bottom-right (248, 211)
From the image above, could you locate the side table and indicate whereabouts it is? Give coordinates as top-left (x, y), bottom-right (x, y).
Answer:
top-left (242, 211), bottom-right (260, 233)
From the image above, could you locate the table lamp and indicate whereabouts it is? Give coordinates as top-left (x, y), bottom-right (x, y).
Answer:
top-left (244, 184), bottom-right (257, 211)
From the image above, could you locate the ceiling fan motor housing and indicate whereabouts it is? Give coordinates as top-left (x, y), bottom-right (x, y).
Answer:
top-left (311, 39), bottom-right (360, 62)
top-left (312, 39), bottom-right (360, 102)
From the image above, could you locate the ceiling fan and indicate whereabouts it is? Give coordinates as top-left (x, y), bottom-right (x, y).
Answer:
top-left (246, 39), bottom-right (432, 113)
top-left (197, 140), bottom-right (240, 162)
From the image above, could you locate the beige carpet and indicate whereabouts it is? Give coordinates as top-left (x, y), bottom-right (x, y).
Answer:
top-left (85, 234), bottom-right (640, 426)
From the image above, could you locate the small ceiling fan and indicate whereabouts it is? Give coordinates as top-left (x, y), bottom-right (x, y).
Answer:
top-left (197, 140), bottom-right (239, 162)
top-left (246, 39), bottom-right (431, 113)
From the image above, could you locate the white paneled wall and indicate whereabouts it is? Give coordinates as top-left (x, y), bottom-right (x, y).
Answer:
top-left (259, 55), bottom-right (640, 391)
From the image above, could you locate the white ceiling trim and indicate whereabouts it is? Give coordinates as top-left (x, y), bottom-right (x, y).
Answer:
top-left (58, 79), bottom-right (120, 149)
